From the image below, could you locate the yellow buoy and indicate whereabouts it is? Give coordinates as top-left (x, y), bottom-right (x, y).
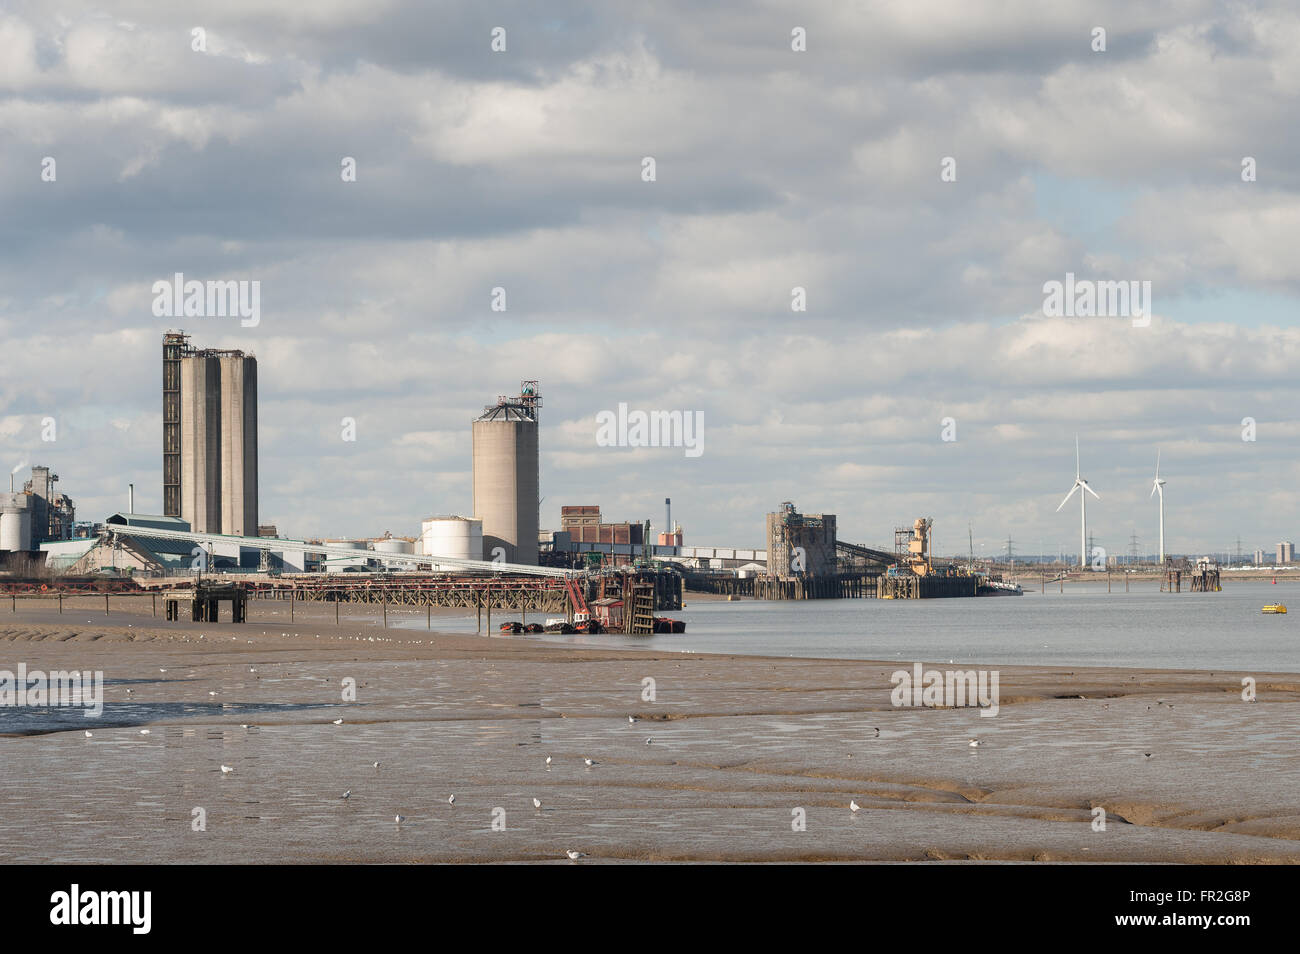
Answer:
top-left (1262, 604), bottom-right (1287, 614)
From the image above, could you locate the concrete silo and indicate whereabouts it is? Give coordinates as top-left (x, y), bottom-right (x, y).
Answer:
top-left (180, 352), bottom-right (222, 533)
top-left (219, 354), bottom-right (258, 537)
top-left (167, 332), bottom-right (259, 536)
top-left (472, 382), bottom-right (540, 565)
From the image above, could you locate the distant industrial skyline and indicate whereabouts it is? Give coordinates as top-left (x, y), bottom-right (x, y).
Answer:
top-left (1, 1), bottom-right (1298, 553)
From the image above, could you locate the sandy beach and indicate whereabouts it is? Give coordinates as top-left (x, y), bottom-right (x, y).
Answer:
top-left (1, 596), bottom-right (1297, 863)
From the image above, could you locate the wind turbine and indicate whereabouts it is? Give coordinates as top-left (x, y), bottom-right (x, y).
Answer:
top-left (1056, 436), bottom-right (1100, 568)
top-left (1150, 451), bottom-right (1166, 564)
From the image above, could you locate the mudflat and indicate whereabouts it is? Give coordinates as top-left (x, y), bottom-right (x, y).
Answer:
top-left (1, 597), bottom-right (1296, 863)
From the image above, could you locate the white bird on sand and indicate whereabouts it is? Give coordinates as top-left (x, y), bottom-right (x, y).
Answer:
top-left (394, 814), bottom-right (406, 825)
top-left (565, 850), bottom-right (585, 860)
top-left (158, 669), bottom-right (166, 673)
top-left (645, 738), bottom-right (653, 744)
top-left (332, 718), bottom-right (344, 725)
top-left (372, 761), bottom-right (381, 769)
top-left (139, 729), bottom-right (150, 735)
top-left (850, 801), bottom-right (862, 813)
top-left (628, 716), bottom-right (637, 724)
top-left (533, 798), bottom-right (542, 809)
top-left (584, 758), bottom-right (595, 766)
top-left (84, 731), bottom-right (92, 738)
top-left (448, 794), bottom-right (456, 804)
top-left (341, 790), bottom-right (351, 800)
top-left (968, 739), bottom-right (981, 747)
top-left (220, 765), bottom-right (234, 774)
top-left (545, 756), bottom-right (552, 765)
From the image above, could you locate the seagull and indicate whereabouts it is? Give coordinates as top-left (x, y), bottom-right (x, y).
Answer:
top-left (645, 738), bottom-right (653, 744)
top-left (84, 731), bottom-right (92, 738)
top-left (140, 729), bottom-right (151, 735)
top-left (565, 850), bottom-right (585, 861)
top-left (394, 814), bottom-right (406, 825)
top-left (850, 801), bottom-right (862, 813)
top-left (584, 758), bottom-right (595, 766)
top-left (545, 756), bottom-right (552, 765)
top-left (873, 727), bottom-right (880, 736)
top-left (628, 716), bottom-right (637, 724)
top-left (341, 790), bottom-right (351, 800)
top-left (332, 719), bottom-right (344, 725)
top-left (447, 794), bottom-right (456, 805)
top-left (372, 761), bottom-right (381, 769)
top-left (533, 798), bottom-right (542, 809)
top-left (208, 691), bottom-right (217, 697)
top-left (1144, 752), bottom-right (1153, 758)
top-left (968, 739), bottom-right (981, 747)
top-left (220, 765), bottom-right (234, 774)
top-left (158, 668), bottom-right (166, 673)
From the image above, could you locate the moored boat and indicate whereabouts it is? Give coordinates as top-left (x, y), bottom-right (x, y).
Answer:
top-left (1263, 604), bottom-right (1287, 614)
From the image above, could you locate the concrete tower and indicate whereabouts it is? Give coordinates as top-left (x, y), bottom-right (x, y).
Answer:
top-left (472, 382), bottom-right (540, 565)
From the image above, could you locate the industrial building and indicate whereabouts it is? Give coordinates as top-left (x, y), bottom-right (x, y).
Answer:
top-left (472, 382), bottom-right (540, 565)
top-left (765, 502), bottom-right (837, 577)
top-left (560, 505), bottom-right (646, 545)
top-left (163, 331), bottom-right (259, 536)
top-left (1, 465), bottom-right (76, 553)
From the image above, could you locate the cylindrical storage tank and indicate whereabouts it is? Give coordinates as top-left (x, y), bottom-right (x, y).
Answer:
top-left (422, 516), bottom-right (484, 561)
top-left (374, 539), bottom-right (414, 554)
top-left (0, 494), bottom-right (33, 552)
top-left (324, 540), bottom-right (367, 573)
top-left (472, 402), bottom-right (539, 565)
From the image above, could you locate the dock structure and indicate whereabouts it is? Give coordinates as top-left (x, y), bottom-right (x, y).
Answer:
top-left (685, 572), bottom-right (879, 599)
top-left (245, 570), bottom-right (682, 626)
top-left (877, 573), bottom-right (978, 599)
top-left (166, 580), bottom-right (248, 622)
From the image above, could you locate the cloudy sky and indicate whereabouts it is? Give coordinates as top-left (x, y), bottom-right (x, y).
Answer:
top-left (1, 0), bottom-right (1298, 558)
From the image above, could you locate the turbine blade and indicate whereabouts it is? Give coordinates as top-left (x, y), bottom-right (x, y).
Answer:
top-left (1150, 482), bottom-right (1158, 498)
top-left (1056, 484), bottom-right (1080, 511)
top-left (1083, 482), bottom-right (1100, 500)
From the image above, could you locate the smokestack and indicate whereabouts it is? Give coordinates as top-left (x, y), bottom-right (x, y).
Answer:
top-left (129, 483), bottom-right (134, 514)
top-left (665, 497), bottom-right (671, 535)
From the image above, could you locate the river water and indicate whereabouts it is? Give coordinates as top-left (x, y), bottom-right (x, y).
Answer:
top-left (399, 579), bottom-right (1299, 672)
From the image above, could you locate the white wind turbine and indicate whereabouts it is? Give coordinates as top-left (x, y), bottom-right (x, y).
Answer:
top-left (1056, 436), bottom-right (1100, 568)
top-left (1150, 451), bottom-right (1166, 564)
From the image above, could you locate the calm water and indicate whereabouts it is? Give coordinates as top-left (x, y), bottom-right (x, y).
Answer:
top-left (399, 579), bottom-right (1299, 672)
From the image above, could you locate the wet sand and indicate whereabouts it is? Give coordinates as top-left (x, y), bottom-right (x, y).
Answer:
top-left (1, 596), bottom-right (1298, 863)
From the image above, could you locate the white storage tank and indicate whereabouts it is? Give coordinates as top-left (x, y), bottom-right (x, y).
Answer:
top-left (374, 538), bottom-right (414, 555)
top-left (0, 494), bottom-right (32, 552)
top-left (422, 516), bottom-right (484, 561)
